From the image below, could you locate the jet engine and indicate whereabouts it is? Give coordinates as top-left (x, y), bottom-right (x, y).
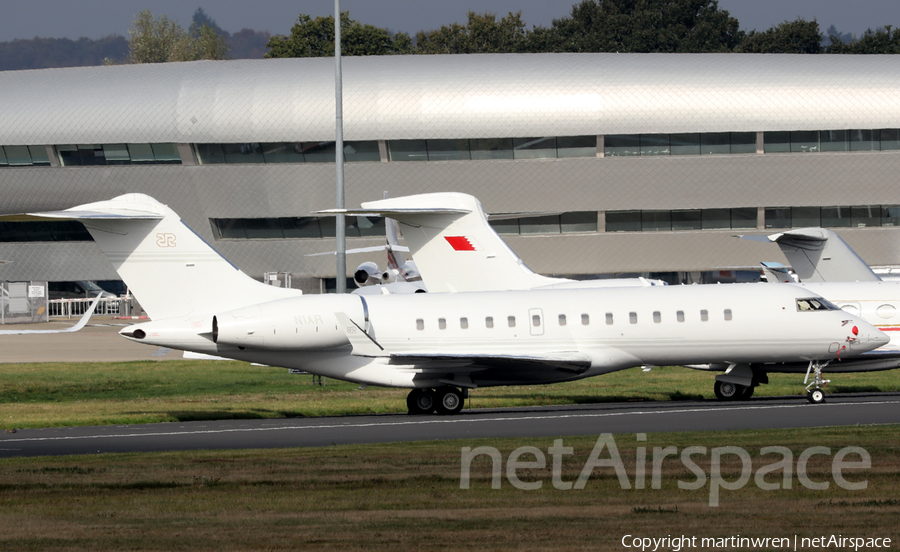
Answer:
top-left (381, 269), bottom-right (399, 284)
top-left (354, 261), bottom-right (382, 287)
top-left (211, 294), bottom-right (363, 350)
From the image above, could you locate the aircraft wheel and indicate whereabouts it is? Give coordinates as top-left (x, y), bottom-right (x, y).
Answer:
top-left (435, 387), bottom-right (464, 415)
top-left (714, 380), bottom-right (742, 401)
top-left (741, 385), bottom-right (755, 400)
top-left (807, 388), bottom-right (826, 404)
top-left (407, 389), bottom-right (436, 414)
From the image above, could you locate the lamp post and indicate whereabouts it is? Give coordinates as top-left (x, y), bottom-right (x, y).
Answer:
top-left (334, 0), bottom-right (346, 293)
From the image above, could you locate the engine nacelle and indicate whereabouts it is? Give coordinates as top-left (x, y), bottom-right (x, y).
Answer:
top-left (212, 294), bottom-right (363, 351)
top-left (354, 261), bottom-right (382, 287)
top-left (381, 269), bottom-right (399, 284)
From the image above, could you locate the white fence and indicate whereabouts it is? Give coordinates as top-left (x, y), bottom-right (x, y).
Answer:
top-left (48, 297), bottom-right (126, 318)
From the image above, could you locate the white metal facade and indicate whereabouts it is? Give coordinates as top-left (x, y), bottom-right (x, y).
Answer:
top-left (2, 53), bottom-right (900, 285)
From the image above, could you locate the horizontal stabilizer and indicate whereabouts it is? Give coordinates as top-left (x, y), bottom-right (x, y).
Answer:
top-left (1, 210), bottom-right (163, 222)
top-left (306, 244), bottom-right (409, 257)
top-left (318, 207), bottom-right (470, 218)
top-left (760, 262), bottom-right (793, 284)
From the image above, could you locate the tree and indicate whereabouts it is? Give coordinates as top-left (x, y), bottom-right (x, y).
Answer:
top-left (415, 12), bottom-right (529, 54)
top-left (823, 24), bottom-right (854, 48)
top-left (191, 7), bottom-right (225, 37)
top-left (530, 0), bottom-right (741, 53)
top-left (228, 29), bottom-right (272, 59)
top-left (827, 26), bottom-right (900, 54)
top-left (0, 35), bottom-right (129, 71)
top-left (738, 18), bottom-right (822, 53)
top-left (127, 9), bottom-right (229, 63)
top-left (265, 12), bottom-right (412, 58)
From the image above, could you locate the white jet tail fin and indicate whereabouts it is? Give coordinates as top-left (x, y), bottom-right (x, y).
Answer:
top-left (12, 194), bottom-right (300, 320)
top-left (743, 227), bottom-right (880, 283)
top-left (320, 193), bottom-right (557, 293)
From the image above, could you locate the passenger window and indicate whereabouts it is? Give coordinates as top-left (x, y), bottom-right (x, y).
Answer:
top-left (416, 318), bottom-right (424, 330)
top-left (460, 317), bottom-right (468, 329)
top-left (581, 314), bottom-right (590, 325)
top-left (629, 312), bottom-right (637, 324)
top-left (700, 310), bottom-right (709, 322)
top-left (532, 315), bottom-right (541, 327)
top-left (559, 314), bottom-right (567, 326)
top-left (606, 313), bottom-right (613, 325)
top-left (508, 316), bottom-right (516, 328)
top-left (486, 316), bottom-right (494, 328)
top-left (676, 310), bottom-right (685, 322)
top-left (438, 318), bottom-right (446, 330)
top-left (653, 311), bottom-right (661, 323)
top-left (724, 309), bottom-right (732, 321)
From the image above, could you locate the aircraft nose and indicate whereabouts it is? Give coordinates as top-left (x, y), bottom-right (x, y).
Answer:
top-left (872, 329), bottom-right (890, 347)
top-left (850, 320), bottom-right (889, 349)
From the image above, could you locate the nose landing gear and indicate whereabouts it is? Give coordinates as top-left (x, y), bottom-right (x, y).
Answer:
top-left (804, 360), bottom-right (831, 404)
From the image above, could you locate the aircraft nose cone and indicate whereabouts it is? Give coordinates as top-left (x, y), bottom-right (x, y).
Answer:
top-left (873, 330), bottom-right (890, 347)
top-left (852, 324), bottom-right (889, 349)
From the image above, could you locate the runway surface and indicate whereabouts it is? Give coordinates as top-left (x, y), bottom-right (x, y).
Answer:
top-left (3, 394), bottom-right (899, 458)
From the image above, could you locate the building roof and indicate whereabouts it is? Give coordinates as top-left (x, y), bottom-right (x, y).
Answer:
top-left (2, 53), bottom-right (899, 145)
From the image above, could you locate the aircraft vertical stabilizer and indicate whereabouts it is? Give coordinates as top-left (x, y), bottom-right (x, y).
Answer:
top-left (319, 193), bottom-right (558, 293)
top-left (744, 227), bottom-right (880, 283)
top-left (5, 194), bottom-right (301, 320)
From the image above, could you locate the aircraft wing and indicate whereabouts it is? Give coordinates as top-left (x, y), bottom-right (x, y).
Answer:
top-left (386, 351), bottom-right (593, 374)
top-left (0, 293), bottom-right (102, 335)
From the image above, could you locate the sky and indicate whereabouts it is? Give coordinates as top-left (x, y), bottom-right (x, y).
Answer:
top-left (0, 0), bottom-right (898, 42)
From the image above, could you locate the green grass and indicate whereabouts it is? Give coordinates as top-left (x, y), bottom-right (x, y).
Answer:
top-left (2, 360), bottom-right (900, 429)
top-left (0, 425), bottom-right (897, 551)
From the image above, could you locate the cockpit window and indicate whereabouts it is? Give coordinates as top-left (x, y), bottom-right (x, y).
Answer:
top-left (796, 297), bottom-right (839, 312)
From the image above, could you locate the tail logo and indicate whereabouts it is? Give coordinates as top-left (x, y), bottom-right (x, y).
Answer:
top-left (156, 233), bottom-right (177, 247)
top-left (445, 236), bottom-right (478, 251)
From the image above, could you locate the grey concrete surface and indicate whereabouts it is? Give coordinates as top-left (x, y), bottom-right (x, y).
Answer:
top-left (0, 316), bottom-right (181, 363)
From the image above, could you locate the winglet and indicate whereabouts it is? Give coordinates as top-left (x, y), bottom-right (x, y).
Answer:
top-left (66, 293), bottom-right (104, 332)
top-left (334, 312), bottom-right (388, 357)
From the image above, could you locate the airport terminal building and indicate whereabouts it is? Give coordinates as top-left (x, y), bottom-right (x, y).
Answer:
top-left (2, 53), bottom-right (900, 291)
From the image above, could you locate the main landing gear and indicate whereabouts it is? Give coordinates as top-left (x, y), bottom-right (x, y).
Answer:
top-left (804, 360), bottom-right (831, 404)
top-left (713, 380), bottom-right (755, 401)
top-left (406, 386), bottom-right (466, 415)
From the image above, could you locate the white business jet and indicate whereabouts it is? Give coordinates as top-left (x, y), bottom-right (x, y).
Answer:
top-left (2, 194), bottom-right (886, 414)
top-left (328, 194), bottom-right (900, 403)
top-left (685, 227), bottom-right (900, 401)
top-left (0, 293), bottom-right (102, 335)
top-left (320, 192), bottom-right (666, 294)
